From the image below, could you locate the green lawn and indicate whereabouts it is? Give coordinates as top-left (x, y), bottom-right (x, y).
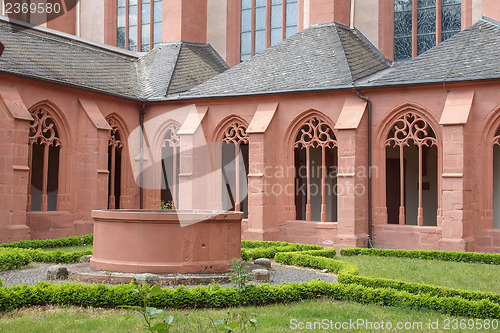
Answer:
top-left (339, 255), bottom-right (500, 293)
top-left (1, 298), bottom-right (495, 333)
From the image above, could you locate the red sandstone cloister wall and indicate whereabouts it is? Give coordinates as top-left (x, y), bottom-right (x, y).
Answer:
top-left (172, 81), bottom-right (500, 253)
top-left (0, 73), bottom-right (141, 242)
top-left (1, 74), bottom-right (500, 253)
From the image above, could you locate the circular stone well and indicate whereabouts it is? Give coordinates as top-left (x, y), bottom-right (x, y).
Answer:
top-left (90, 210), bottom-right (243, 274)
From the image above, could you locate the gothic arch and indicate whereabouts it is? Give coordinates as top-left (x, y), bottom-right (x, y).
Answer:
top-left (212, 114), bottom-right (250, 215)
top-left (479, 105), bottom-right (500, 230)
top-left (284, 109), bottom-right (337, 150)
top-left (373, 102), bottom-right (442, 226)
top-left (147, 119), bottom-right (182, 208)
top-left (212, 114), bottom-right (250, 143)
top-left (283, 109), bottom-right (338, 222)
top-left (27, 100), bottom-right (72, 211)
top-left (105, 113), bottom-right (132, 209)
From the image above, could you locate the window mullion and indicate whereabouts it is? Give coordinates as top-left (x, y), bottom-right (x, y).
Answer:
top-left (282, 0), bottom-right (286, 40)
top-left (266, 0), bottom-right (271, 49)
top-left (412, 0), bottom-right (417, 58)
top-left (436, 0), bottom-right (442, 44)
top-left (150, 1), bottom-right (153, 50)
top-left (137, 0), bottom-right (142, 52)
top-left (125, 0), bottom-right (129, 50)
top-left (251, 0), bottom-right (256, 56)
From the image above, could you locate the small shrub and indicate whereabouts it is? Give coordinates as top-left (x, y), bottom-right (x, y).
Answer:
top-left (159, 201), bottom-right (174, 210)
top-left (229, 258), bottom-right (254, 291)
top-left (120, 281), bottom-right (174, 333)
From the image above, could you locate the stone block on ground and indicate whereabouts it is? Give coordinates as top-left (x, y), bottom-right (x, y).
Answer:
top-left (136, 273), bottom-right (159, 285)
top-left (252, 268), bottom-right (270, 282)
top-left (46, 265), bottom-right (69, 280)
top-left (79, 255), bottom-right (92, 263)
top-left (254, 258), bottom-right (272, 269)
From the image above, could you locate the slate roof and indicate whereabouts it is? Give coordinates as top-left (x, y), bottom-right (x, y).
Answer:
top-left (181, 22), bottom-right (390, 98)
top-left (372, 17), bottom-right (500, 86)
top-left (0, 16), bottom-right (228, 100)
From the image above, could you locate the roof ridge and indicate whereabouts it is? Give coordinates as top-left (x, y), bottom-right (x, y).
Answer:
top-left (479, 16), bottom-right (500, 28)
top-left (331, 25), bottom-right (354, 84)
top-left (165, 43), bottom-right (184, 96)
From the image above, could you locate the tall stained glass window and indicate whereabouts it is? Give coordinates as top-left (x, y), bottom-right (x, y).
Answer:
top-left (394, 0), bottom-right (413, 61)
top-left (116, 0), bottom-right (162, 51)
top-left (417, 0), bottom-right (436, 56)
top-left (240, 0), bottom-right (298, 62)
top-left (441, 0), bottom-right (461, 41)
top-left (393, 0), bottom-right (461, 61)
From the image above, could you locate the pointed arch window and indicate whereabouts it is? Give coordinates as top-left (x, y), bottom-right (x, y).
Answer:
top-left (28, 107), bottom-right (62, 212)
top-left (294, 116), bottom-right (338, 222)
top-left (492, 127), bottom-right (500, 229)
top-left (107, 119), bottom-right (123, 209)
top-left (221, 121), bottom-right (249, 218)
top-left (385, 112), bottom-right (438, 226)
top-left (160, 123), bottom-right (180, 206)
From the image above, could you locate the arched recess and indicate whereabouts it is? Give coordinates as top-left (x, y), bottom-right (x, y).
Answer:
top-left (105, 114), bottom-right (132, 209)
top-left (212, 114), bottom-right (250, 218)
top-left (284, 109), bottom-right (338, 222)
top-left (149, 119), bottom-right (182, 208)
top-left (374, 103), bottom-right (442, 226)
top-left (27, 101), bottom-right (71, 212)
top-left (479, 106), bottom-right (500, 230)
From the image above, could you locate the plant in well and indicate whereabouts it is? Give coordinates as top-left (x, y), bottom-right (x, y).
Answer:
top-left (159, 201), bottom-right (174, 210)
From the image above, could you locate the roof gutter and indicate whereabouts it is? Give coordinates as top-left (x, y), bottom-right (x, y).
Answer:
top-left (356, 90), bottom-right (374, 248)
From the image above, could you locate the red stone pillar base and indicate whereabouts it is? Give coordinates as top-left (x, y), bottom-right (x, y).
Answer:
top-left (334, 234), bottom-right (366, 249)
top-left (0, 225), bottom-right (31, 243)
top-left (438, 237), bottom-right (475, 252)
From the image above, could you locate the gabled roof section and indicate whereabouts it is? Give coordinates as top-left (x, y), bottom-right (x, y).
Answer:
top-left (372, 17), bottom-right (500, 86)
top-left (181, 22), bottom-right (390, 98)
top-left (0, 16), bottom-right (140, 99)
top-left (136, 41), bottom-right (228, 100)
top-left (0, 16), bottom-right (228, 101)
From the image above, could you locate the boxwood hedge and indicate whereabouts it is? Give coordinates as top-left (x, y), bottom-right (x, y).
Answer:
top-left (340, 247), bottom-right (500, 264)
top-left (0, 237), bottom-right (499, 319)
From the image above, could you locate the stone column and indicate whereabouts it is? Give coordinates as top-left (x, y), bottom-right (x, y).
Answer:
top-left (245, 102), bottom-right (279, 240)
top-left (438, 91), bottom-right (475, 251)
top-left (334, 97), bottom-right (368, 248)
top-left (438, 124), bottom-right (474, 251)
top-left (0, 85), bottom-right (33, 242)
top-left (75, 99), bottom-right (112, 235)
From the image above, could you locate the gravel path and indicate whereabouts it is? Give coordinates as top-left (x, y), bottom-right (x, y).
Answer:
top-left (0, 261), bottom-right (337, 288)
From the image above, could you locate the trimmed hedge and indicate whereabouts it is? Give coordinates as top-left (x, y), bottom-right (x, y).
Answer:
top-left (0, 234), bottom-right (93, 250)
top-left (274, 248), bottom-right (500, 318)
top-left (340, 248), bottom-right (500, 264)
top-left (241, 241), bottom-right (323, 260)
top-left (0, 248), bottom-right (93, 272)
top-left (0, 280), bottom-right (498, 318)
top-left (338, 273), bottom-right (500, 305)
top-left (275, 250), bottom-right (357, 276)
top-left (0, 249), bottom-right (31, 271)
